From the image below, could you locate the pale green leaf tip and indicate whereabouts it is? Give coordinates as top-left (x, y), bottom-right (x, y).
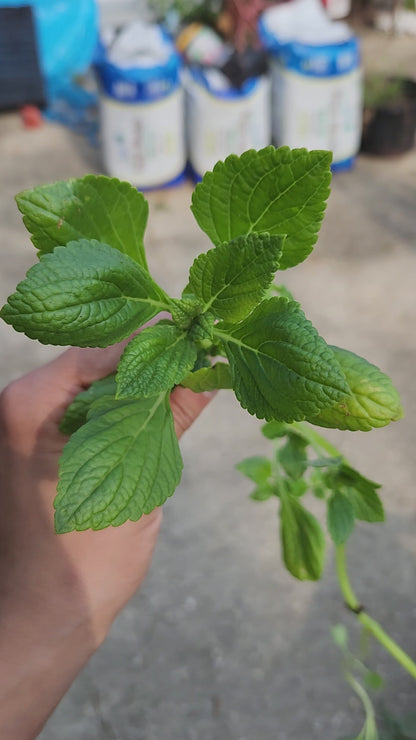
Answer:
top-left (191, 145), bottom-right (332, 195)
top-left (392, 403), bottom-right (404, 422)
top-left (292, 567), bottom-right (323, 582)
top-left (15, 191), bottom-right (25, 207)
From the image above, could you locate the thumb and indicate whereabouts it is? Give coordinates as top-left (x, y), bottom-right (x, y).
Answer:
top-left (44, 315), bottom-right (172, 403)
top-left (170, 386), bottom-right (217, 439)
top-left (51, 342), bottom-right (131, 394)
top-left (52, 349), bottom-right (218, 436)
top-left (12, 344), bottom-right (216, 436)
top-left (14, 343), bottom-right (131, 428)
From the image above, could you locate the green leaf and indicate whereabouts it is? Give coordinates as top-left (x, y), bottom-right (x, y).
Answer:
top-left (191, 146), bottom-right (332, 269)
top-left (261, 420), bottom-right (289, 439)
top-left (310, 466), bottom-right (331, 499)
top-left (250, 483), bottom-right (276, 501)
top-left (286, 478), bottom-right (308, 497)
top-left (309, 456), bottom-right (344, 468)
top-left (279, 494), bottom-right (326, 580)
top-left (59, 375), bottom-right (117, 435)
top-left (336, 464), bottom-right (381, 493)
top-left (192, 350), bottom-right (213, 372)
top-left (180, 362), bottom-right (233, 392)
top-left (331, 623), bottom-right (349, 650)
top-left (16, 174), bottom-right (149, 269)
top-left (306, 346), bottom-right (403, 431)
top-left (327, 491), bottom-right (355, 545)
top-left (55, 392), bottom-right (182, 532)
top-left (187, 233), bottom-right (284, 322)
top-left (0, 240), bottom-right (170, 347)
top-left (363, 671), bottom-right (384, 691)
top-left (187, 312), bottom-right (215, 348)
top-left (116, 324), bottom-right (197, 399)
top-left (348, 487), bottom-right (384, 524)
top-left (170, 294), bottom-right (202, 329)
top-left (216, 297), bottom-right (350, 422)
top-left (311, 482), bottom-right (326, 500)
top-left (325, 464), bottom-right (384, 523)
top-left (340, 464), bottom-right (384, 523)
top-left (277, 434), bottom-right (308, 480)
top-left (236, 456), bottom-right (272, 484)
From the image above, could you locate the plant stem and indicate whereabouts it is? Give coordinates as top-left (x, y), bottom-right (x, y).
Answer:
top-left (344, 671), bottom-right (378, 738)
top-left (335, 544), bottom-right (416, 680)
top-left (291, 422), bottom-right (345, 459)
top-left (358, 612), bottom-right (416, 680)
top-left (336, 544), bottom-right (360, 610)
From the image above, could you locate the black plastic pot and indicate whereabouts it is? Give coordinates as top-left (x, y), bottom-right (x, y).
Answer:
top-left (361, 78), bottom-right (416, 156)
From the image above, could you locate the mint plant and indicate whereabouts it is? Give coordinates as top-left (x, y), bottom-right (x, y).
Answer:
top-left (236, 416), bottom-right (387, 582)
top-left (236, 402), bottom-right (416, 737)
top-left (0, 146), bottom-right (403, 538)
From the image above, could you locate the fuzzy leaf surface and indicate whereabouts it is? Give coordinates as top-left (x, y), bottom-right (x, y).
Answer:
top-left (170, 295), bottom-right (202, 329)
top-left (327, 491), bottom-right (355, 545)
top-left (0, 240), bottom-right (169, 347)
top-left (16, 174), bottom-right (149, 268)
top-left (217, 297), bottom-right (350, 422)
top-left (55, 393), bottom-right (182, 532)
top-left (116, 324), bottom-right (197, 399)
top-left (279, 494), bottom-right (325, 580)
top-left (191, 146), bottom-right (332, 269)
top-left (180, 362), bottom-right (232, 392)
top-left (187, 233), bottom-right (284, 322)
top-left (306, 346), bottom-right (403, 431)
top-left (60, 375), bottom-right (117, 435)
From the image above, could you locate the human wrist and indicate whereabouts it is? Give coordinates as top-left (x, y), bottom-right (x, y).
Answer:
top-left (0, 586), bottom-right (100, 740)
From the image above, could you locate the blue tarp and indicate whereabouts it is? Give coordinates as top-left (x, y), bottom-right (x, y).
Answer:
top-left (0, 0), bottom-right (98, 90)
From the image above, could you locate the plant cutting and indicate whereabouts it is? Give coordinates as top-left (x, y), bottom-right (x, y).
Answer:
top-left (0, 146), bottom-right (412, 736)
top-left (0, 146), bottom-right (403, 532)
top-left (236, 410), bottom-right (416, 738)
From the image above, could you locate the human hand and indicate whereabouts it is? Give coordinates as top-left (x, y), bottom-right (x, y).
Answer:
top-left (0, 342), bottom-right (215, 739)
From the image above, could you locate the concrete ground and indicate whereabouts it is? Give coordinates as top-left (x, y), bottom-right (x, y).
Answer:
top-left (0, 32), bottom-right (415, 740)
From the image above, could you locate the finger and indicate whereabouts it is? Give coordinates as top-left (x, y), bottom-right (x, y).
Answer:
top-left (50, 343), bottom-right (129, 394)
top-left (170, 386), bottom-right (217, 439)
